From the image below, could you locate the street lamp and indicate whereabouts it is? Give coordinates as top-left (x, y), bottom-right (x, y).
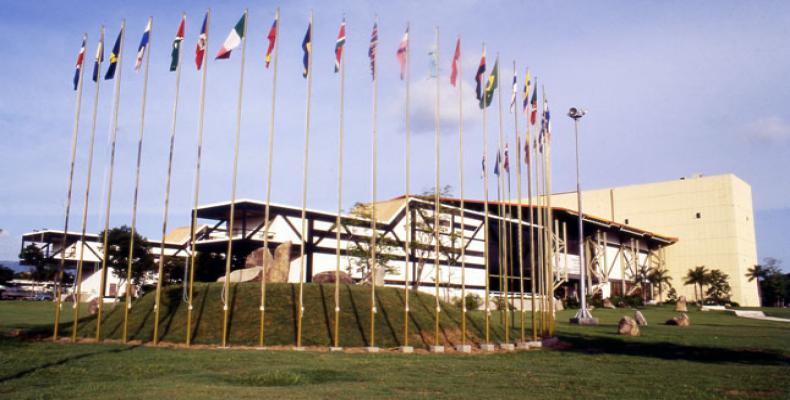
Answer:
top-left (568, 107), bottom-right (598, 325)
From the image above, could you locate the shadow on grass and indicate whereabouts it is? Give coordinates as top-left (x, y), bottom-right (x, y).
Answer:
top-left (557, 332), bottom-right (790, 366)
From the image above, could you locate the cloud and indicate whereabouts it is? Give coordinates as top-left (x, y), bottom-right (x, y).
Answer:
top-left (743, 116), bottom-right (790, 144)
top-left (386, 77), bottom-right (482, 135)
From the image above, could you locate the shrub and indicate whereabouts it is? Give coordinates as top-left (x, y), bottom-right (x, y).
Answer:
top-left (452, 293), bottom-right (483, 311)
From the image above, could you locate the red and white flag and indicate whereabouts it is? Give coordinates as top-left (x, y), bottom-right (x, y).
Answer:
top-left (396, 27), bottom-right (409, 80)
top-left (450, 38), bottom-right (460, 87)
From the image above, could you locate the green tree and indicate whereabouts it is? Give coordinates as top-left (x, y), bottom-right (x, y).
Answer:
top-left (19, 244), bottom-right (58, 282)
top-left (705, 269), bottom-right (732, 304)
top-left (684, 265), bottom-right (709, 303)
top-left (102, 226), bottom-right (155, 289)
top-left (648, 267), bottom-right (673, 303)
top-left (745, 264), bottom-right (766, 307)
top-left (759, 258), bottom-right (787, 307)
top-left (346, 202), bottom-right (400, 283)
top-left (0, 264), bottom-right (14, 285)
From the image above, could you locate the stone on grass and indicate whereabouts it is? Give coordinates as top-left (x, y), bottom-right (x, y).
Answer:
top-left (312, 271), bottom-right (353, 284)
top-left (603, 298), bottom-right (616, 309)
top-left (268, 241), bottom-right (293, 283)
top-left (617, 316), bottom-right (640, 336)
top-left (634, 310), bottom-right (648, 326)
top-left (665, 313), bottom-right (690, 327)
top-left (675, 296), bottom-right (688, 312)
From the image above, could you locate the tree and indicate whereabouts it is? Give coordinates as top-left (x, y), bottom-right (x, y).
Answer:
top-left (102, 226), bottom-right (155, 289)
top-left (634, 264), bottom-right (651, 302)
top-left (345, 202), bottom-right (400, 283)
top-left (705, 269), bottom-right (732, 304)
top-left (684, 265), bottom-right (708, 303)
top-left (409, 186), bottom-right (461, 290)
top-left (745, 264), bottom-right (767, 307)
top-left (19, 244), bottom-right (58, 282)
top-left (648, 267), bottom-right (673, 303)
top-left (0, 264), bottom-right (14, 285)
top-left (758, 258), bottom-right (787, 307)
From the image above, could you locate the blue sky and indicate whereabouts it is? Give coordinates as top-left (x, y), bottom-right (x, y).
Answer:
top-left (0, 0), bottom-right (788, 270)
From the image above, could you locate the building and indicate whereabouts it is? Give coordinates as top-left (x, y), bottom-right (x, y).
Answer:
top-left (535, 174), bottom-right (759, 306)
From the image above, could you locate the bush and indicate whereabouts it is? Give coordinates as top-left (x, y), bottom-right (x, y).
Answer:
top-left (452, 293), bottom-right (483, 311)
top-left (610, 295), bottom-right (643, 308)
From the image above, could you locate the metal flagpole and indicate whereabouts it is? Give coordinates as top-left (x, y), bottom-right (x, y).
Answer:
top-left (495, 56), bottom-right (510, 344)
top-left (479, 44), bottom-right (492, 348)
top-left (53, 32), bottom-right (87, 341)
top-left (186, 9), bottom-right (210, 347)
top-left (259, 7), bottom-right (280, 349)
top-left (431, 26), bottom-right (442, 351)
top-left (118, 17), bottom-right (153, 343)
top-left (333, 15), bottom-right (346, 350)
top-left (296, 11), bottom-right (314, 349)
top-left (455, 36), bottom-right (467, 349)
top-left (401, 22), bottom-right (412, 352)
top-left (221, 9), bottom-right (248, 348)
top-left (513, 62), bottom-right (526, 345)
top-left (153, 14), bottom-right (185, 345)
top-left (542, 86), bottom-right (556, 336)
top-left (78, 22), bottom-right (123, 343)
top-left (528, 76), bottom-right (537, 340)
top-left (365, 16), bottom-right (379, 352)
top-left (68, 27), bottom-right (104, 342)
top-left (535, 128), bottom-right (546, 337)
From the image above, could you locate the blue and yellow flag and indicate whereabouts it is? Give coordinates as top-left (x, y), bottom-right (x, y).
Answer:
top-left (301, 22), bottom-right (311, 78)
top-left (104, 28), bottom-right (123, 80)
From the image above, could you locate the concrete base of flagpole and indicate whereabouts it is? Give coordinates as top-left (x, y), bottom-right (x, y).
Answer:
top-left (455, 344), bottom-right (472, 353)
top-left (480, 343), bottom-right (496, 352)
top-left (429, 345), bottom-right (445, 353)
top-left (516, 342), bottom-right (530, 350)
top-left (292, 346), bottom-right (306, 352)
top-left (500, 343), bottom-right (515, 351)
top-left (255, 346), bottom-right (268, 351)
top-left (365, 346), bottom-right (380, 353)
top-left (329, 347), bottom-right (343, 352)
top-left (399, 346), bottom-right (414, 354)
top-left (526, 340), bottom-right (543, 348)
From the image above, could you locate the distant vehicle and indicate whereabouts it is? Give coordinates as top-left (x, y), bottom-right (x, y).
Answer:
top-left (1, 286), bottom-right (33, 300)
top-left (33, 292), bottom-right (53, 301)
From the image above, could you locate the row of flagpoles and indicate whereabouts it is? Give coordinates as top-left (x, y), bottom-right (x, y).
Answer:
top-left (55, 8), bottom-right (558, 349)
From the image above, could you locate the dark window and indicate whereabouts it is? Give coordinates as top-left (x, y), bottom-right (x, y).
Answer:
top-left (696, 212), bottom-right (701, 219)
top-left (624, 219), bottom-right (629, 225)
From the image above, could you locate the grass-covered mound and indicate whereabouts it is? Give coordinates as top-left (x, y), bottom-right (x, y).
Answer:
top-left (76, 283), bottom-right (518, 348)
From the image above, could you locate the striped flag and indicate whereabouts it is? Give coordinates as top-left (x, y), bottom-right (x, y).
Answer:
top-left (396, 27), bottom-right (408, 80)
top-left (368, 22), bottom-right (378, 80)
top-left (522, 69), bottom-right (530, 114)
top-left (334, 19), bottom-right (346, 73)
top-left (474, 49), bottom-right (486, 105)
top-left (301, 22), bottom-right (312, 78)
top-left (529, 83), bottom-right (538, 125)
top-left (169, 16), bottom-right (185, 72)
top-left (92, 34), bottom-right (104, 82)
top-left (195, 13), bottom-right (208, 69)
top-left (73, 35), bottom-right (86, 90)
top-left (509, 70), bottom-right (517, 113)
top-left (104, 28), bottom-right (122, 80)
top-left (216, 13), bottom-right (246, 60)
top-left (503, 143), bottom-right (510, 173)
top-left (135, 19), bottom-right (152, 71)
top-left (450, 38), bottom-right (460, 87)
top-left (265, 17), bottom-right (277, 68)
top-left (481, 58), bottom-right (498, 109)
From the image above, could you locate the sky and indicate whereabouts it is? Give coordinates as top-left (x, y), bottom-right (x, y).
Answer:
top-left (0, 0), bottom-right (788, 270)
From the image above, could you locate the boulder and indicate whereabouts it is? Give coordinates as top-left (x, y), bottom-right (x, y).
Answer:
top-left (634, 310), bottom-right (648, 326)
top-left (603, 298), bottom-right (616, 309)
top-left (665, 313), bottom-right (690, 327)
top-left (267, 241), bottom-right (293, 283)
top-left (88, 298), bottom-right (100, 315)
top-left (245, 246), bottom-right (274, 270)
top-left (675, 296), bottom-right (688, 312)
top-left (312, 270), bottom-right (353, 284)
top-left (217, 267), bottom-right (263, 283)
top-left (554, 298), bottom-right (564, 312)
top-left (617, 316), bottom-right (640, 336)
top-left (373, 266), bottom-right (386, 286)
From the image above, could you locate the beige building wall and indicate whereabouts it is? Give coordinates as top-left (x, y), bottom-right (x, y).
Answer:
top-left (539, 174), bottom-right (760, 306)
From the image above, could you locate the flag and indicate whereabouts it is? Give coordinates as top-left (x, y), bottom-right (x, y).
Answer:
top-left (450, 38), bottom-right (460, 87)
top-left (503, 143), bottom-right (510, 173)
top-left (301, 22), bottom-right (312, 78)
top-left (481, 58), bottom-right (498, 108)
top-left (265, 17), bottom-right (277, 68)
top-left (170, 16), bottom-right (185, 72)
top-left (494, 149), bottom-right (501, 176)
top-left (428, 44), bottom-right (438, 78)
top-left (195, 13), bottom-right (208, 69)
top-left (529, 83), bottom-right (538, 125)
top-left (334, 19), bottom-right (346, 73)
top-left (541, 96), bottom-right (551, 142)
top-left (135, 19), bottom-right (152, 71)
top-left (474, 49), bottom-right (486, 105)
top-left (522, 69), bottom-right (531, 114)
top-left (73, 35), bottom-right (86, 90)
top-left (524, 133), bottom-right (530, 165)
top-left (480, 154), bottom-right (486, 179)
top-left (216, 13), bottom-right (246, 60)
top-left (104, 28), bottom-right (123, 80)
top-left (508, 70), bottom-right (517, 113)
top-left (368, 22), bottom-right (378, 80)
top-left (396, 27), bottom-right (409, 80)
top-left (92, 34), bottom-right (104, 82)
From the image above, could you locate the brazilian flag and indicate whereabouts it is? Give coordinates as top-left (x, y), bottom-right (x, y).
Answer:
top-left (481, 59), bottom-right (498, 108)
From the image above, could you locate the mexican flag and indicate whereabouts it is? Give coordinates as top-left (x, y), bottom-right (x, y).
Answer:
top-left (216, 13), bottom-right (246, 60)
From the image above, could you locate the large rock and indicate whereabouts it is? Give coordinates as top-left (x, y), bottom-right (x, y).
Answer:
top-left (267, 241), bottom-right (293, 283)
top-left (617, 316), bottom-right (640, 336)
top-left (634, 310), bottom-right (648, 326)
top-left (675, 296), bottom-right (688, 312)
top-left (245, 246), bottom-right (273, 269)
top-left (312, 271), bottom-right (353, 284)
top-left (217, 267), bottom-right (263, 283)
top-left (665, 313), bottom-right (690, 327)
top-left (373, 266), bottom-right (386, 286)
top-left (603, 298), bottom-right (616, 309)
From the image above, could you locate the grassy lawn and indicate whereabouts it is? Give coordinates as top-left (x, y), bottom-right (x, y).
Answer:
top-left (1, 288), bottom-right (789, 399)
top-left (0, 301), bottom-right (87, 335)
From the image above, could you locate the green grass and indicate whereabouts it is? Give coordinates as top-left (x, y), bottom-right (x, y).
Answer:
top-left (0, 301), bottom-right (87, 335)
top-left (1, 287), bottom-right (789, 399)
top-left (737, 307), bottom-right (790, 319)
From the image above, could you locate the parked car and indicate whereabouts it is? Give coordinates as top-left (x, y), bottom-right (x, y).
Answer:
top-left (33, 292), bottom-right (54, 301)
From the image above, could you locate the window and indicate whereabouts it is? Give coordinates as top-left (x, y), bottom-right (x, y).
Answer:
top-left (696, 212), bottom-right (701, 219)
top-left (624, 219), bottom-right (629, 225)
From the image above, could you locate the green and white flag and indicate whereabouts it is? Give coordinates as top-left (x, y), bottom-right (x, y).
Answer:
top-left (216, 13), bottom-right (246, 60)
top-left (169, 15), bottom-right (185, 71)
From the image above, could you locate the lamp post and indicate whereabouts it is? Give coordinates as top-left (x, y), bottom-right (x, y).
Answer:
top-left (568, 107), bottom-right (597, 325)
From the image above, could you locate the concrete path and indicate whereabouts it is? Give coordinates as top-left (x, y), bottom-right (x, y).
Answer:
top-left (730, 310), bottom-right (790, 323)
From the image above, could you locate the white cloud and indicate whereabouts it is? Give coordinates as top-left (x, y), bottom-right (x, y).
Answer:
top-left (744, 116), bottom-right (790, 144)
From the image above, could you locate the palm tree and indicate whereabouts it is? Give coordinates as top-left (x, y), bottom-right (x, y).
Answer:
top-left (684, 265), bottom-right (708, 303)
top-left (745, 264), bottom-right (765, 307)
top-left (648, 268), bottom-right (673, 303)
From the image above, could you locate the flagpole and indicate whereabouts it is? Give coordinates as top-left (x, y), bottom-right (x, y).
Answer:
top-left (480, 43), bottom-right (492, 348)
top-left (431, 26), bottom-right (443, 351)
top-left (259, 7), bottom-right (279, 349)
top-left (53, 32), bottom-right (87, 341)
top-left (455, 36), bottom-right (467, 349)
top-left (543, 86), bottom-right (556, 336)
top-left (513, 62), bottom-right (526, 345)
top-left (528, 76), bottom-right (537, 341)
top-left (401, 22), bottom-right (412, 352)
top-left (296, 10), bottom-right (314, 350)
top-left (153, 14), bottom-right (184, 345)
top-left (367, 16), bottom-right (380, 352)
top-left (75, 21), bottom-right (123, 343)
top-left (117, 17), bottom-right (153, 343)
top-left (495, 56), bottom-right (510, 344)
top-left (333, 16), bottom-right (346, 350)
top-left (186, 9), bottom-right (211, 348)
top-left (220, 9), bottom-right (248, 349)
top-left (535, 127), bottom-right (546, 337)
